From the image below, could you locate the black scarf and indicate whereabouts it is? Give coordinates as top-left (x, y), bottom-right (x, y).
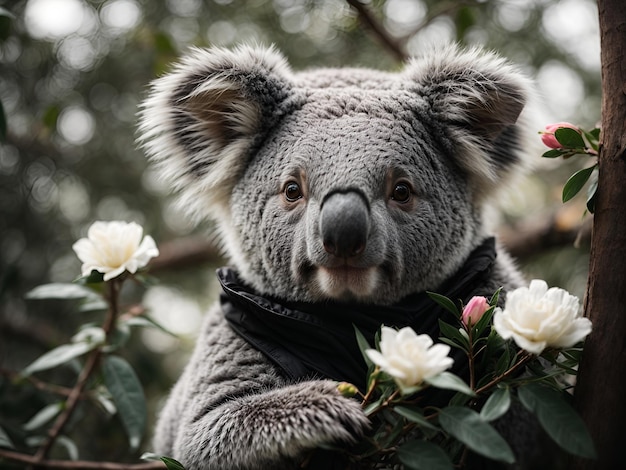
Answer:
top-left (220, 237), bottom-right (496, 391)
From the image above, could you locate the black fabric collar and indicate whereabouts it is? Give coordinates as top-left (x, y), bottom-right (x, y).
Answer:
top-left (219, 237), bottom-right (496, 391)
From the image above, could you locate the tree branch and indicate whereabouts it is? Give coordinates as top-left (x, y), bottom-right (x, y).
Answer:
top-left (0, 367), bottom-right (76, 398)
top-left (345, 0), bottom-right (408, 62)
top-left (0, 449), bottom-right (165, 470)
top-left (498, 210), bottom-right (592, 259)
top-left (148, 236), bottom-right (223, 272)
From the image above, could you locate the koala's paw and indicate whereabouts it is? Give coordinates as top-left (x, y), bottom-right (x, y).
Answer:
top-left (243, 379), bottom-right (369, 457)
top-left (299, 380), bottom-right (370, 445)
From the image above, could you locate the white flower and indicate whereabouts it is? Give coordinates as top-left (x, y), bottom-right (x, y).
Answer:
top-left (493, 279), bottom-right (592, 355)
top-left (72, 221), bottom-right (159, 281)
top-left (365, 326), bottom-right (453, 391)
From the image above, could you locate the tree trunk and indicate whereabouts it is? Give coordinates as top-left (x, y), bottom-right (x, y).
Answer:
top-left (572, 1), bottom-right (626, 468)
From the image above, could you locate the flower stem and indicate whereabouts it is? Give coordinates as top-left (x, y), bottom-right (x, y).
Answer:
top-left (475, 351), bottom-right (534, 395)
top-left (361, 370), bottom-right (379, 406)
top-left (467, 327), bottom-right (476, 390)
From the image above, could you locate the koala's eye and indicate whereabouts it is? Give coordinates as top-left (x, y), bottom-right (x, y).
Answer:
top-left (284, 182), bottom-right (303, 202)
top-left (391, 183), bottom-right (411, 203)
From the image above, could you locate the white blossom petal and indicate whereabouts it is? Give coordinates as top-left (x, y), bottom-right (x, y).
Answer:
top-left (493, 280), bottom-right (591, 355)
top-left (366, 326), bottom-right (453, 391)
top-left (72, 220), bottom-right (159, 281)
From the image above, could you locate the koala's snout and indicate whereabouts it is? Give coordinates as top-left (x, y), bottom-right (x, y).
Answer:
top-left (319, 191), bottom-right (370, 259)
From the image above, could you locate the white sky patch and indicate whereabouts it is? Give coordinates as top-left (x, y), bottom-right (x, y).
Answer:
top-left (57, 106), bottom-right (95, 145)
top-left (24, 0), bottom-right (86, 40)
top-left (541, 0), bottom-right (600, 72)
top-left (57, 36), bottom-right (98, 70)
top-left (142, 286), bottom-right (204, 337)
top-left (384, 0), bottom-right (426, 35)
top-left (406, 16), bottom-right (455, 54)
top-left (496, 1), bottom-right (531, 32)
top-left (100, 0), bottom-right (141, 33)
top-left (537, 60), bottom-right (585, 120)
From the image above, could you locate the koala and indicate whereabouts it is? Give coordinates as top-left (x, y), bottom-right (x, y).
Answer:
top-left (138, 44), bottom-right (537, 469)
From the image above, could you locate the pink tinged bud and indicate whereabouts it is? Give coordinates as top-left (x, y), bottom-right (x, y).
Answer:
top-left (540, 122), bottom-right (580, 149)
top-left (462, 296), bottom-right (490, 327)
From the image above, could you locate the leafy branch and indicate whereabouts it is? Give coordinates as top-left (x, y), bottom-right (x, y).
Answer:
top-left (0, 222), bottom-right (184, 470)
top-left (540, 125), bottom-right (600, 213)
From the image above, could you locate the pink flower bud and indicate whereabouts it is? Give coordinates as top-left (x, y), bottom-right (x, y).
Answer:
top-left (462, 296), bottom-right (490, 327)
top-left (540, 122), bottom-right (580, 149)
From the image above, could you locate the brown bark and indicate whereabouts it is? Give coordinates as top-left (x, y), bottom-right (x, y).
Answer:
top-left (572, 1), bottom-right (626, 468)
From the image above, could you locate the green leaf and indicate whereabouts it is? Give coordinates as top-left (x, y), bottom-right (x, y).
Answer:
top-left (75, 270), bottom-right (105, 284)
top-left (141, 453), bottom-right (185, 470)
top-left (563, 165), bottom-right (597, 203)
top-left (555, 127), bottom-right (585, 149)
top-left (427, 292), bottom-right (460, 316)
top-left (363, 395), bottom-right (385, 416)
top-left (376, 412), bottom-right (406, 448)
top-left (72, 326), bottom-right (106, 345)
top-left (518, 383), bottom-right (596, 458)
top-left (394, 406), bottom-right (439, 431)
top-left (541, 149), bottom-right (566, 158)
top-left (22, 342), bottom-right (96, 376)
top-left (78, 297), bottom-right (108, 313)
top-left (439, 406), bottom-right (515, 463)
top-left (488, 287), bottom-right (502, 307)
top-left (93, 386), bottom-right (117, 415)
top-left (23, 402), bottom-right (63, 431)
top-left (480, 388), bottom-right (511, 421)
top-left (141, 453), bottom-right (186, 470)
top-left (25, 283), bottom-right (97, 300)
top-left (161, 457), bottom-right (186, 470)
top-left (473, 306), bottom-right (495, 337)
top-left (397, 440), bottom-right (454, 470)
top-left (438, 320), bottom-right (469, 351)
top-left (425, 372), bottom-right (475, 397)
top-left (26, 282), bottom-right (108, 313)
top-left (584, 128), bottom-right (600, 149)
top-left (493, 343), bottom-right (512, 376)
top-left (586, 172), bottom-right (598, 214)
top-left (124, 316), bottom-right (177, 337)
top-left (0, 425), bottom-right (15, 449)
top-left (0, 7), bottom-right (15, 19)
top-left (55, 435), bottom-right (79, 460)
top-left (353, 325), bottom-right (373, 367)
top-left (102, 355), bottom-right (146, 450)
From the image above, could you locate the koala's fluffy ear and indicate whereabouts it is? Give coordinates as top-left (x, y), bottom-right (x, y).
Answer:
top-left (405, 45), bottom-right (532, 195)
top-left (138, 45), bottom-right (294, 219)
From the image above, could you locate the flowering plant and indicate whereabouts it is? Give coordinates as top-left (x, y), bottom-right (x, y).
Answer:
top-left (539, 122), bottom-right (600, 213)
top-left (329, 281), bottom-right (595, 469)
top-left (0, 221), bottom-right (183, 470)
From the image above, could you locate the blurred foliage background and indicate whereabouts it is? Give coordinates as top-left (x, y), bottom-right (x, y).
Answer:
top-left (0, 0), bottom-right (601, 465)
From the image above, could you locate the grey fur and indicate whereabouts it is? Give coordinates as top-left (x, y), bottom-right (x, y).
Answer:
top-left (139, 44), bottom-right (535, 469)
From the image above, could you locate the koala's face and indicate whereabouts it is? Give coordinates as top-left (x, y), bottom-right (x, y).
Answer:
top-left (139, 45), bottom-right (530, 305)
top-left (231, 92), bottom-right (479, 303)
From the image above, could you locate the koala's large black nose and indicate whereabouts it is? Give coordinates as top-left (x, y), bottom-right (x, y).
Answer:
top-left (319, 191), bottom-right (370, 258)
